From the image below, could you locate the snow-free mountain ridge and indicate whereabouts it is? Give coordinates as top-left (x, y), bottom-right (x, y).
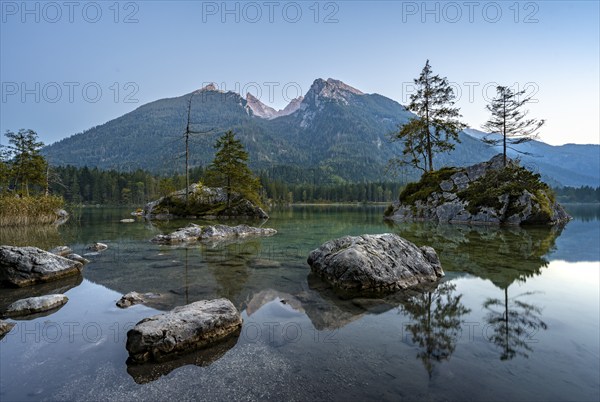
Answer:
top-left (42, 78), bottom-right (599, 187)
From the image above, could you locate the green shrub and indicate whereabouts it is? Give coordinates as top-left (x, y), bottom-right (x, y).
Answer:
top-left (399, 167), bottom-right (459, 205)
top-left (458, 165), bottom-right (555, 218)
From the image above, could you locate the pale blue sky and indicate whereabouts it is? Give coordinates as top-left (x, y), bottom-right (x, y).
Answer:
top-left (1, 1), bottom-right (598, 146)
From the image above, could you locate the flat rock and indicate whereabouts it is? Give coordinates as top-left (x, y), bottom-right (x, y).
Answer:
top-left (0, 246), bottom-right (83, 287)
top-left (151, 224), bottom-right (277, 244)
top-left (307, 233), bottom-right (444, 293)
top-left (126, 298), bottom-right (242, 363)
top-left (3, 294), bottom-right (68, 317)
top-left (0, 274), bottom-right (82, 313)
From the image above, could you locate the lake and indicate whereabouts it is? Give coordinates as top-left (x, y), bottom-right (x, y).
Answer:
top-left (1, 204), bottom-right (599, 401)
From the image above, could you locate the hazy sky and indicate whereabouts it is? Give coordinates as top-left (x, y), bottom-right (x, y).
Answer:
top-left (1, 1), bottom-right (599, 146)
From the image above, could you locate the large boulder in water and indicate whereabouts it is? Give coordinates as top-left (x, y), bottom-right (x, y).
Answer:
top-left (307, 233), bottom-right (444, 293)
top-left (0, 246), bottom-right (83, 287)
top-left (126, 298), bottom-right (242, 363)
top-left (384, 155), bottom-right (571, 225)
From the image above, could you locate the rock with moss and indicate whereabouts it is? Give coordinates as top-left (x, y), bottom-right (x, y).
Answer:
top-left (144, 184), bottom-right (268, 220)
top-left (384, 155), bottom-right (570, 225)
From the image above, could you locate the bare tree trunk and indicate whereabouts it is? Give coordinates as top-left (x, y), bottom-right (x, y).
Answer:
top-left (45, 165), bottom-right (50, 196)
top-left (503, 100), bottom-right (507, 167)
top-left (425, 103), bottom-right (433, 172)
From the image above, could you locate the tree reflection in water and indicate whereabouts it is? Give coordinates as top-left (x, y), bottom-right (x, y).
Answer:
top-left (401, 282), bottom-right (470, 377)
top-left (483, 289), bottom-right (547, 360)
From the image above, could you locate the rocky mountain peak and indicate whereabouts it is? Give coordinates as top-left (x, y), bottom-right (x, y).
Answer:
top-left (198, 83), bottom-right (220, 92)
top-left (282, 96), bottom-right (304, 114)
top-left (246, 93), bottom-right (304, 120)
top-left (297, 78), bottom-right (366, 127)
top-left (303, 78), bottom-right (364, 109)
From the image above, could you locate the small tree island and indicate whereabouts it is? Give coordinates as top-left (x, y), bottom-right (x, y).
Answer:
top-left (384, 155), bottom-right (570, 225)
top-left (144, 130), bottom-right (268, 220)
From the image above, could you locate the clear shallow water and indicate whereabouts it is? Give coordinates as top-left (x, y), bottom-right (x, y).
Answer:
top-left (0, 205), bottom-right (598, 401)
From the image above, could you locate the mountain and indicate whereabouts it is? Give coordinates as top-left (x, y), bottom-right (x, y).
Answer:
top-left (464, 129), bottom-right (600, 187)
top-left (42, 78), bottom-right (599, 187)
top-left (246, 92), bottom-right (303, 119)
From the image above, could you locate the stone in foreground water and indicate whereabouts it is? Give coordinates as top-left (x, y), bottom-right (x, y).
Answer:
top-left (126, 298), bottom-right (242, 363)
top-left (308, 233), bottom-right (444, 293)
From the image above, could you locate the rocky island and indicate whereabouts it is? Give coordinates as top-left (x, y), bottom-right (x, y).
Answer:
top-left (144, 184), bottom-right (268, 220)
top-left (384, 155), bottom-right (571, 225)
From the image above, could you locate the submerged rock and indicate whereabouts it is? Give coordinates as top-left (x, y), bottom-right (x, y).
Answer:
top-left (83, 252), bottom-right (100, 257)
top-left (3, 294), bottom-right (68, 317)
top-left (87, 242), bottom-right (108, 252)
top-left (0, 319), bottom-right (15, 339)
top-left (307, 233), bottom-right (444, 293)
top-left (151, 224), bottom-right (277, 244)
top-left (0, 246), bottom-right (83, 287)
top-left (384, 155), bottom-right (571, 225)
top-left (0, 274), bottom-right (82, 313)
top-left (65, 254), bottom-right (90, 264)
top-left (126, 298), bottom-right (242, 363)
top-left (48, 246), bottom-right (73, 257)
top-left (126, 333), bottom-right (239, 384)
top-left (117, 291), bottom-right (161, 308)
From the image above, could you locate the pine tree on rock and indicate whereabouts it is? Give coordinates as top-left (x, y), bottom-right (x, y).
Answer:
top-left (482, 86), bottom-right (545, 167)
top-left (391, 60), bottom-right (466, 172)
top-left (206, 130), bottom-right (261, 207)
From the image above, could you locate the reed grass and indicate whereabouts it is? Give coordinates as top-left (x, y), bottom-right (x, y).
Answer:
top-left (0, 195), bottom-right (65, 226)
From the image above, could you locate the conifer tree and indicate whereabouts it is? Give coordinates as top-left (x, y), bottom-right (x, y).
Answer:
top-left (4, 129), bottom-right (47, 196)
top-left (482, 86), bottom-right (545, 166)
top-left (205, 130), bottom-right (260, 207)
top-left (391, 60), bottom-right (466, 172)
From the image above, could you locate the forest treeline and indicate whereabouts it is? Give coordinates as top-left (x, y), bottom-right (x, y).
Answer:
top-left (49, 165), bottom-right (599, 206)
top-left (49, 165), bottom-right (406, 205)
top-left (554, 186), bottom-right (600, 203)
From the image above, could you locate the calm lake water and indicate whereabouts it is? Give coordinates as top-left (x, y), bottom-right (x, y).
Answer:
top-left (1, 205), bottom-right (599, 401)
